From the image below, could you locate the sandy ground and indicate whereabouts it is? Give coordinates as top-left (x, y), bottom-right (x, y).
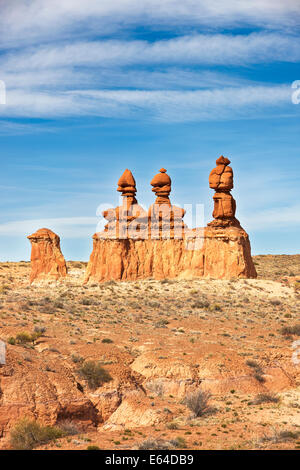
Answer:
top-left (0, 255), bottom-right (299, 450)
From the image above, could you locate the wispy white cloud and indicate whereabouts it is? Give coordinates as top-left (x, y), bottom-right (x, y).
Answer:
top-left (1, 1), bottom-right (299, 49)
top-left (2, 33), bottom-right (300, 71)
top-left (0, 85), bottom-right (293, 121)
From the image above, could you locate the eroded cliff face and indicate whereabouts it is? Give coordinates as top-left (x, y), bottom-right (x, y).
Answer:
top-left (27, 228), bottom-right (68, 283)
top-left (84, 162), bottom-right (257, 283)
top-left (84, 225), bottom-right (257, 283)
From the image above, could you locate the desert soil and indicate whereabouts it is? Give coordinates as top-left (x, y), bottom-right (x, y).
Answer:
top-left (0, 254), bottom-right (300, 450)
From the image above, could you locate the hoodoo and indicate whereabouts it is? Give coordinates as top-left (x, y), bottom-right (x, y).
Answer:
top-left (84, 158), bottom-right (257, 283)
top-left (27, 228), bottom-right (68, 283)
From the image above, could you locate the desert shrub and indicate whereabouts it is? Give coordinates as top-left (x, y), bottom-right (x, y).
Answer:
top-left (71, 354), bottom-right (84, 364)
top-left (154, 319), bottom-right (169, 328)
top-left (146, 380), bottom-right (164, 397)
top-left (277, 430), bottom-right (299, 441)
top-left (15, 332), bottom-right (32, 344)
top-left (170, 436), bottom-right (187, 448)
top-left (261, 429), bottom-right (299, 443)
top-left (138, 438), bottom-right (174, 450)
top-left (86, 445), bottom-right (100, 450)
top-left (270, 299), bottom-right (281, 306)
top-left (184, 390), bottom-right (212, 417)
top-left (8, 337), bottom-right (16, 345)
top-left (0, 285), bottom-right (10, 294)
top-left (10, 419), bottom-right (64, 450)
top-left (102, 338), bottom-right (113, 344)
top-left (209, 303), bottom-right (222, 312)
top-left (15, 331), bottom-right (42, 345)
top-left (246, 359), bottom-right (264, 381)
top-left (253, 372), bottom-right (266, 383)
top-left (77, 361), bottom-right (112, 390)
top-left (280, 324), bottom-right (300, 336)
top-left (58, 420), bottom-right (79, 436)
top-left (253, 393), bottom-right (280, 405)
top-left (53, 301), bottom-right (64, 309)
top-left (34, 326), bottom-right (46, 334)
top-left (166, 421), bottom-right (179, 430)
top-left (191, 300), bottom-right (210, 309)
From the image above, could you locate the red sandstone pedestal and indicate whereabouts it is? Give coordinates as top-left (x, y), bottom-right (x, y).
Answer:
top-left (84, 225), bottom-right (256, 283)
top-left (27, 228), bottom-right (68, 283)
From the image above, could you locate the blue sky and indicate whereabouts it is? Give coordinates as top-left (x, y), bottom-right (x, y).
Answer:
top-left (0, 0), bottom-right (299, 261)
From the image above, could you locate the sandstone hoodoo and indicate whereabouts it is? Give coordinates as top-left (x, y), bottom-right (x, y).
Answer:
top-left (148, 168), bottom-right (186, 238)
top-left (205, 156), bottom-right (257, 278)
top-left (208, 156), bottom-right (239, 227)
top-left (103, 169), bottom-right (148, 239)
top-left (27, 228), bottom-right (68, 283)
top-left (84, 158), bottom-right (257, 283)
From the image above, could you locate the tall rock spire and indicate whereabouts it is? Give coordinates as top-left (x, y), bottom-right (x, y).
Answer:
top-left (150, 168), bottom-right (171, 205)
top-left (117, 168), bottom-right (137, 203)
top-left (208, 156), bottom-right (240, 227)
top-left (149, 168), bottom-right (186, 238)
top-left (102, 169), bottom-right (147, 238)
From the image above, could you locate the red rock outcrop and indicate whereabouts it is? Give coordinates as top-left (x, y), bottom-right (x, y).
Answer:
top-left (85, 161), bottom-right (257, 282)
top-left (103, 169), bottom-right (148, 239)
top-left (85, 225), bottom-right (256, 282)
top-left (0, 347), bottom-right (144, 447)
top-left (148, 168), bottom-right (186, 238)
top-left (27, 228), bottom-right (67, 283)
top-left (208, 155), bottom-right (239, 228)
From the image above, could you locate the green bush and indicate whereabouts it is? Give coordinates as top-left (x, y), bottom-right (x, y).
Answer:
top-left (15, 332), bottom-right (32, 344)
top-left (86, 445), bottom-right (101, 450)
top-left (15, 331), bottom-right (42, 345)
top-left (10, 418), bottom-right (64, 450)
top-left (77, 361), bottom-right (112, 390)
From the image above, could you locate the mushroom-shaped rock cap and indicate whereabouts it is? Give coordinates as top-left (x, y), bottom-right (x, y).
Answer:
top-left (216, 156), bottom-right (231, 166)
top-left (27, 228), bottom-right (60, 240)
top-left (117, 169), bottom-right (137, 195)
top-left (151, 168), bottom-right (171, 187)
top-left (117, 169), bottom-right (136, 188)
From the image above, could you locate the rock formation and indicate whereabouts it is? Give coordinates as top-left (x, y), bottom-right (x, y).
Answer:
top-left (208, 156), bottom-right (239, 227)
top-left (148, 168), bottom-right (186, 238)
top-left (103, 169), bottom-right (148, 239)
top-left (85, 160), bottom-right (257, 282)
top-left (27, 228), bottom-right (68, 283)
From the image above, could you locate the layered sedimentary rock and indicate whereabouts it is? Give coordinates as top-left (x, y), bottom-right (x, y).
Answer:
top-left (85, 160), bottom-right (257, 282)
top-left (85, 226), bottom-right (256, 282)
top-left (27, 228), bottom-right (67, 283)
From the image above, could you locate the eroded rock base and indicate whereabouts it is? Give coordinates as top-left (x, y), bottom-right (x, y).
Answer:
top-left (85, 225), bottom-right (257, 283)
